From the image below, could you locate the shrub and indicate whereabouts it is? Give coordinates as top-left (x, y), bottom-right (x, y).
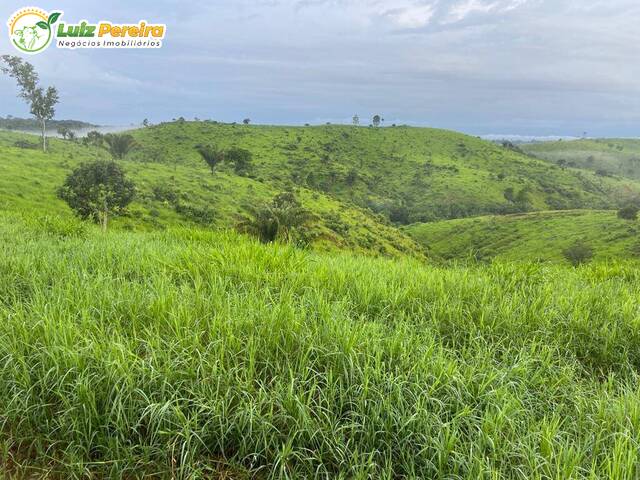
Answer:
top-left (239, 192), bottom-right (315, 245)
top-left (13, 140), bottom-right (39, 149)
top-left (618, 205), bottom-right (639, 221)
top-left (226, 147), bottom-right (253, 176)
top-left (57, 160), bottom-right (136, 231)
top-left (562, 241), bottom-right (594, 266)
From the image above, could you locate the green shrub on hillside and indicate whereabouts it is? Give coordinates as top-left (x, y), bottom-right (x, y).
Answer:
top-left (618, 204), bottom-right (639, 221)
top-left (562, 240), bottom-right (594, 266)
top-left (239, 191), bottom-right (316, 245)
top-left (57, 160), bottom-right (136, 231)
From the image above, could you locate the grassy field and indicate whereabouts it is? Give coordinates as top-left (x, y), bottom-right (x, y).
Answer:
top-left (522, 138), bottom-right (640, 181)
top-left (2, 213), bottom-right (640, 478)
top-left (405, 210), bottom-right (640, 262)
top-left (2, 123), bottom-right (640, 478)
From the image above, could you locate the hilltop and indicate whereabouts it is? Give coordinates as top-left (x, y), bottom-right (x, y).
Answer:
top-left (405, 209), bottom-right (640, 262)
top-left (522, 138), bottom-right (640, 181)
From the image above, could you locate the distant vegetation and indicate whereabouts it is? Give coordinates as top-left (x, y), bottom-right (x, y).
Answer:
top-left (0, 116), bottom-right (97, 132)
top-left (522, 138), bottom-right (640, 181)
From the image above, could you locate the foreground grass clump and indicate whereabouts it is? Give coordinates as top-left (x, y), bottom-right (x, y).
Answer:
top-left (2, 214), bottom-right (640, 478)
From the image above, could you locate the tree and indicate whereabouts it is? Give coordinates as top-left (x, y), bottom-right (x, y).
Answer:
top-left (226, 147), bottom-right (253, 175)
top-left (562, 240), bottom-right (594, 267)
top-left (58, 161), bottom-right (135, 232)
top-left (240, 192), bottom-right (314, 244)
top-left (57, 126), bottom-right (70, 140)
top-left (352, 114), bottom-right (360, 126)
top-left (104, 134), bottom-right (136, 160)
top-left (1, 55), bottom-right (59, 152)
top-left (372, 115), bottom-right (381, 128)
top-left (243, 118), bottom-right (251, 125)
top-left (142, 118), bottom-right (150, 127)
top-left (84, 130), bottom-right (104, 147)
top-left (196, 145), bottom-right (225, 174)
top-left (618, 205), bottom-right (639, 221)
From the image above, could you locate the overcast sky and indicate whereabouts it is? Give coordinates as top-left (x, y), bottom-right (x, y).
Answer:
top-left (1, 0), bottom-right (639, 136)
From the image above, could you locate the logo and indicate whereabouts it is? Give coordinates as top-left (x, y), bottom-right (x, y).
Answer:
top-left (7, 7), bottom-right (165, 54)
top-left (8, 7), bottom-right (61, 54)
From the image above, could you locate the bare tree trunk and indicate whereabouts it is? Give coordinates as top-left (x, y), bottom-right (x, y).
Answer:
top-left (41, 118), bottom-right (47, 152)
top-left (101, 202), bottom-right (108, 232)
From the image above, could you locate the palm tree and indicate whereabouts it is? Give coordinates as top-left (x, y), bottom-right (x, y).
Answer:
top-left (196, 145), bottom-right (225, 174)
top-left (104, 134), bottom-right (136, 160)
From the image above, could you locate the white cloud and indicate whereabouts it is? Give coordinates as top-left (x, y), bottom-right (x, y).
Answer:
top-left (385, 4), bottom-right (437, 28)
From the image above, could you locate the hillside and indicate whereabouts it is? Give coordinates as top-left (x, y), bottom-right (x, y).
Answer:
top-left (522, 138), bottom-right (640, 181)
top-left (405, 209), bottom-right (640, 262)
top-left (3, 212), bottom-right (640, 477)
top-left (0, 130), bottom-right (421, 258)
top-left (130, 122), bottom-right (640, 223)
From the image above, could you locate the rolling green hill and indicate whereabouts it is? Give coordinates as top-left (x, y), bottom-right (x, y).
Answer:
top-left (405, 209), bottom-right (640, 262)
top-left (0, 130), bottom-right (421, 258)
top-left (522, 138), bottom-right (640, 181)
top-left (3, 123), bottom-right (639, 263)
top-left (131, 122), bottom-right (640, 223)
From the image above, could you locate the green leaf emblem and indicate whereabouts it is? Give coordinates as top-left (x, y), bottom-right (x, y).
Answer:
top-left (48, 12), bottom-right (62, 25)
top-left (36, 21), bottom-right (49, 30)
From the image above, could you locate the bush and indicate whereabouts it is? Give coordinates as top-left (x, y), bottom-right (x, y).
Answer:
top-left (13, 140), bottom-right (39, 149)
top-left (562, 241), bottom-right (594, 266)
top-left (57, 160), bottom-right (136, 231)
top-left (618, 205), bottom-right (639, 221)
top-left (239, 192), bottom-right (315, 245)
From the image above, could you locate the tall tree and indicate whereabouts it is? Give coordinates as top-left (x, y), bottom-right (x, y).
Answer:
top-left (352, 114), bottom-right (359, 126)
top-left (372, 115), bottom-right (381, 127)
top-left (1, 55), bottom-right (59, 152)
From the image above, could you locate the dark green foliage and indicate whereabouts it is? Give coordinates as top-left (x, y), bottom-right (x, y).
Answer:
top-left (618, 204), bottom-right (639, 221)
top-left (503, 187), bottom-right (515, 202)
top-left (13, 139), bottom-right (39, 149)
top-left (57, 160), bottom-right (135, 230)
top-left (104, 134), bottom-right (136, 160)
top-left (240, 191), bottom-right (315, 244)
top-left (562, 240), bottom-right (594, 266)
top-left (226, 147), bottom-right (253, 175)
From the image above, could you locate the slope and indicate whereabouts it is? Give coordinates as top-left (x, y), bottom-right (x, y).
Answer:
top-left (405, 209), bottom-right (640, 263)
top-left (130, 121), bottom-right (640, 223)
top-left (0, 130), bottom-right (421, 258)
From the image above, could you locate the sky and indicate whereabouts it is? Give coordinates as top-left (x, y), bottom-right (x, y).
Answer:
top-left (1, 0), bottom-right (639, 137)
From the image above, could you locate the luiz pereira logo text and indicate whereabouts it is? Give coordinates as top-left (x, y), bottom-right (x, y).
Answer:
top-left (8, 7), bottom-right (166, 54)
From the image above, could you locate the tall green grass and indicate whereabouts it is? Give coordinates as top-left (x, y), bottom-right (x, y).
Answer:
top-left (2, 213), bottom-right (640, 478)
